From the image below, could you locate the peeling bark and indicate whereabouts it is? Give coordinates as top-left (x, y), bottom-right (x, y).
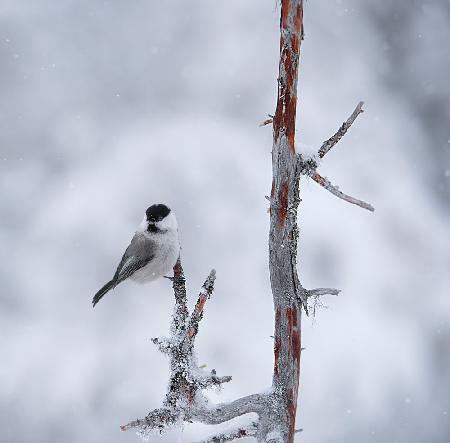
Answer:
top-left (268, 1), bottom-right (305, 441)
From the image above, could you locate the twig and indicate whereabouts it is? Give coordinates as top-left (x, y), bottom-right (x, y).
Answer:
top-left (186, 270), bottom-right (216, 339)
top-left (121, 259), bottom-right (262, 440)
top-left (311, 172), bottom-right (375, 212)
top-left (171, 257), bottom-right (189, 336)
top-left (305, 288), bottom-right (340, 298)
top-left (192, 422), bottom-right (258, 443)
top-left (259, 115), bottom-right (274, 127)
top-left (195, 369), bottom-right (232, 389)
top-left (151, 337), bottom-right (172, 354)
top-left (295, 102), bottom-right (374, 214)
top-left (303, 287), bottom-right (340, 317)
top-left (120, 408), bottom-right (177, 432)
top-left (318, 101), bottom-right (364, 158)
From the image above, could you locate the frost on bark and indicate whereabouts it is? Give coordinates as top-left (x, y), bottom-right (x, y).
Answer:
top-left (121, 258), bottom-right (267, 441)
top-left (121, 1), bottom-right (373, 442)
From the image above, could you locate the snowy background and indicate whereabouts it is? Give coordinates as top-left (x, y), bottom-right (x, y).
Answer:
top-left (1, 1), bottom-right (449, 442)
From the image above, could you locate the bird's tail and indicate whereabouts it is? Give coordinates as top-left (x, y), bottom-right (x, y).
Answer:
top-left (92, 279), bottom-right (116, 307)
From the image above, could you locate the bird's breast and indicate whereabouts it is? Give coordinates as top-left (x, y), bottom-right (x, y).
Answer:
top-left (130, 233), bottom-right (180, 284)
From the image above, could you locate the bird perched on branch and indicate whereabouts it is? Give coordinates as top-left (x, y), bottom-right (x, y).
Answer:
top-left (92, 204), bottom-right (180, 307)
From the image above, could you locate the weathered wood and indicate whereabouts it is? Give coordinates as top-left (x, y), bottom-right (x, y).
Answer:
top-left (268, 1), bottom-right (304, 441)
top-left (120, 1), bottom-right (372, 441)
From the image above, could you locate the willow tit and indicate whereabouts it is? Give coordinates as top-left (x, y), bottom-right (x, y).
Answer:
top-left (92, 204), bottom-right (180, 307)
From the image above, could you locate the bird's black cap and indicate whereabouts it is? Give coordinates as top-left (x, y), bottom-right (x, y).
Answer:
top-left (146, 204), bottom-right (171, 222)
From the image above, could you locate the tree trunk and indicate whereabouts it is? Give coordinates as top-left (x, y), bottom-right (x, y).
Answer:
top-left (268, 1), bottom-right (304, 441)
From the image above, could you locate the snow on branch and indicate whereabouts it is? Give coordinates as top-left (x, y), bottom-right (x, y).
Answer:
top-left (193, 422), bottom-right (258, 443)
top-left (301, 287), bottom-right (341, 317)
top-left (121, 258), bottom-right (267, 441)
top-left (305, 288), bottom-right (340, 298)
top-left (295, 101), bottom-right (375, 212)
top-left (119, 1), bottom-right (373, 442)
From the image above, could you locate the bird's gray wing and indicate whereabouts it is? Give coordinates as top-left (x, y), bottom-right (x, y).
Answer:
top-left (113, 233), bottom-right (156, 283)
top-left (92, 233), bottom-right (156, 307)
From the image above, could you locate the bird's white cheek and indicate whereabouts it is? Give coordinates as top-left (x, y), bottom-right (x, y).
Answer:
top-left (138, 216), bottom-right (148, 232)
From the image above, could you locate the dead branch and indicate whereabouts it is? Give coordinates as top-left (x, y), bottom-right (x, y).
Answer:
top-left (318, 101), bottom-right (364, 158)
top-left (259, 115), bottom-right (274, 127)
top-left (305, 288), bottom-right (340, 298)
top-left (295, 103), bottom-right (375, 213)
top-left (171, 258), bottom-right (189, 335)
top-left (311, 172), bottom-right (375, 212)
top-left (120, 1), bottom-right (373, 441)
top-left (186, 270), bottom-right (216, 339)
top-left (121, 258), bottom-right (267, 439)
top-left (302, 287), bottom-right (341, 318)
top-left (193, 422), bottom-right (258, 443)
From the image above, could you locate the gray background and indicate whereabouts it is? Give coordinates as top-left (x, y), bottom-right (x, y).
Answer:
top-left (1, 1), bottom-right (449, 442)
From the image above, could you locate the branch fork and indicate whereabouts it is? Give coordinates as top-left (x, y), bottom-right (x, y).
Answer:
top-left (296, 101), bottom-right (375, 212)
top-left (121, 258), bottom-right (268, 442)
top-left (120, 1), bottom-right (373, 442)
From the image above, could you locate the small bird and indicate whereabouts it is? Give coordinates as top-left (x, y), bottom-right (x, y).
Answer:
top-left (92, 203), bottom-right (180, 307)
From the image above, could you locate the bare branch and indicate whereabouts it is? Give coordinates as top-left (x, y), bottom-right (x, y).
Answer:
top-left (196, 369), bottom-right (232, 389)
top-left (259, 115), bottom-right (274, 127)
top-left (296, 110), bottom-right (374, 214)
top-left (121, 393), bottom-right (265, 434)
top-left (186, 269), bottom-right (216, 340)
top-left (318, 101), bottom-right (364, 158)
top-left (120, 407), bottom-right (178, 432)
top-left (171, 258), bottom-right (189, 336)
top-left (190, 393), bottom-right (267, 425)
top-left (192, 422), bottom-right (258, 443)
top-left (151, 337), bottom-right (172, 354)
top-left (311, 172), bottom-right (375, 212)
top-left (306, 288), bottom-right (340, 298)
top-left (302, 287), bottom-right (341, 317)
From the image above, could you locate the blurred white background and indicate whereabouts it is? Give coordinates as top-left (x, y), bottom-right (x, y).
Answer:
top-left (1, 1), bottom-right (449, 442)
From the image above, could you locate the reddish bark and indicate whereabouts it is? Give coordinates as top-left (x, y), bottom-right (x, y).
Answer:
top-left (286, 306), bottom-right (301, 367)
top-left (274, 309), bottom-right (282, 376)
top-left (269, 1), bottom-right (304, 441)
top-left (278, 181), bottom-right (290, 227)
top-left (273, 0), bottom-right (304, 153)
